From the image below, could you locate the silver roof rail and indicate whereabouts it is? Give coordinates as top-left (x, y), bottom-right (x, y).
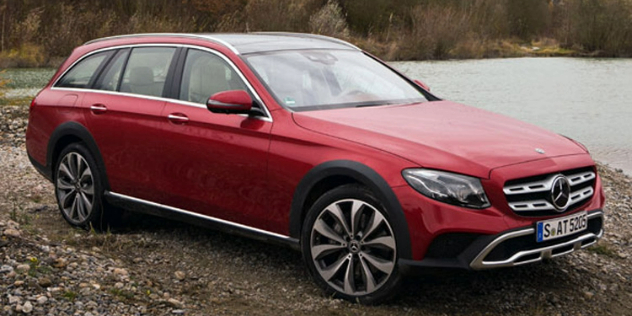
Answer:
top-left (252, 32), bottom-right (361, 51)
top-left (83, 33), bottom-right (240, 55)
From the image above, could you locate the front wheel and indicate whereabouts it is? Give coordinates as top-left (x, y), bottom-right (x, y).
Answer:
top-left (301, 184), bottom-right (402, 304)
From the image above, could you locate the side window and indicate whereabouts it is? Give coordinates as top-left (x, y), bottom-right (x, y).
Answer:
top-left (179, 49), bottom-right (247, 104)
top-left (94, 49), bottom-right (129, 92)
top-left (120, 47), bottom-right (176, 97)
top-left (56, 52), bottom-right (109, 88)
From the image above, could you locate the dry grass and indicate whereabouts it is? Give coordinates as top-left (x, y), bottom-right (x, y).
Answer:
top-left (0, 0), bottom-right (631, 64)
top-left (0, 70), bottom-right (8, 100)
top-left (309, 0), bottom-right (349, 38)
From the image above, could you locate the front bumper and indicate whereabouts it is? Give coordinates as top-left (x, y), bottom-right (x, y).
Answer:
top-left (399, 209), bottom-right (603, 274)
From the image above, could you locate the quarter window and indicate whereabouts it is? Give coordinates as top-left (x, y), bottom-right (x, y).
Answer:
top-left (56, 52), bottom-right (110, 89)
top-left (179, 49), bottom-right (247, 104)
top-left (119, 47), bottom-right (176, 98)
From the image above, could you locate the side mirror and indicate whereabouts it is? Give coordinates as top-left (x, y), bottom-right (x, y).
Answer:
top-left (414, 79), bottom-right (430, 91)
top-left (207, 90), bottom-right (253, 114)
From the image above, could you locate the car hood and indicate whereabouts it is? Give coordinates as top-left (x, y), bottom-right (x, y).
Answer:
top-left (292, 101), bottom-right (587, 179)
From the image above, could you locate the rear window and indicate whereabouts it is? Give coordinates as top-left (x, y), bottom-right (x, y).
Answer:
top-left (56, 52), bottom-right (110, 89)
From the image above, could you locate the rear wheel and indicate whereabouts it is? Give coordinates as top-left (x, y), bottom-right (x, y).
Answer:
top-left (301, 184), bottom-right (402, 304)
top-left (54, 143), bottom-right (111, 231)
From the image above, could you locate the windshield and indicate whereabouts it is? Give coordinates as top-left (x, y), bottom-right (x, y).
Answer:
top-left (244, 50), bottom-right (427, 111)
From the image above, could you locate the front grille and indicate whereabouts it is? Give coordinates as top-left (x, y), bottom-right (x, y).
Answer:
top-left (503, 167), bottom-right (596, 217)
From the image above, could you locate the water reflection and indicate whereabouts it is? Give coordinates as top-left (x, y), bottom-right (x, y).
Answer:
top-left (393, 58), bottom-right (632, 175)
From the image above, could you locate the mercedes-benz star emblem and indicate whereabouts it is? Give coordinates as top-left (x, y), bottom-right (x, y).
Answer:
top-left (550, 175), bottom-right (571, 211)
top-left (535, 148), bottom-right (545, 154)
top-left (348, 240), bottom-right (360, 254)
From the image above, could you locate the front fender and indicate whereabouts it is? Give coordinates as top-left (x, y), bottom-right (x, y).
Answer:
top-left (289, 160), bottom-right (413, 260)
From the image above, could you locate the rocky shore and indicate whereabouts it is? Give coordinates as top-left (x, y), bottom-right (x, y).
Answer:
top-left (1, 104), bottom-right (631, 315)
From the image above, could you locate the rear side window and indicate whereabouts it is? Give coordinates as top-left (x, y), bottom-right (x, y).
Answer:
top-left (94, 49), bottom-right (130, 92)
top-left (119, 47), bottom-right (176, 98)
top-left (56, 52), bottom-right (110, 88)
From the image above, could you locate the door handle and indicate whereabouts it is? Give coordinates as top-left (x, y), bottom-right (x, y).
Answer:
top-left (167, 113), bottom-right (189, 124)
top-left (90, 104), bottom-right (107, 114)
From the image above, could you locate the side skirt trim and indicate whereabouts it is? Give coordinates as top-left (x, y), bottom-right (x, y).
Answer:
top-left (104, 191), bottom-right (300, 250)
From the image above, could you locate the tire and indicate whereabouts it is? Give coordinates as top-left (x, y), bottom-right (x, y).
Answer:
top-left (54, 143), bottom-right (117, 231)
top-left (301, 184), bottom-right (402, 304)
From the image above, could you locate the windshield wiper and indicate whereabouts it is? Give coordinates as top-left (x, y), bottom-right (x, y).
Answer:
top-left (356, 99), bottom-right (424, 108)
top-left (355, 101), bottom-right (390, 108)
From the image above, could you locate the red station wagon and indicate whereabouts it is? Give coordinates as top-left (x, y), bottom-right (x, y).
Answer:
top-left (26, 33), bottom-right (605, 303)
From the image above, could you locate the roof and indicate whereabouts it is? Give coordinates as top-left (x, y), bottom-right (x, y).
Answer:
top-left (84, 32), bottom-right (359, 55)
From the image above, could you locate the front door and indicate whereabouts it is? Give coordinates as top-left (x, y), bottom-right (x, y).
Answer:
top-left (156, 48), bottom-right (273, 230)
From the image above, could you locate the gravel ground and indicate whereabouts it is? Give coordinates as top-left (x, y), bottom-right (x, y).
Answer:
top-left (1, 105), bottom-right (631, 315)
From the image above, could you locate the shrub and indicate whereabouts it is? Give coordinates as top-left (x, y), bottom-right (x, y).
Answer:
top-left (0, 0), bottom-right (631, 62)
top-left (0, 70), bottom-right (9, 100)
top-left (245, 0), bottom-right (323, 32)
top-left (400, 4), bottom-right (472, 60)
top-left (558, 0), bottom-right (632, 56)
top-left (309, 1), bottom-right (349, 38)
top-left (0, 43), bottom-right (47, 68)
top-left (506, 0), bottom-right (551, 39)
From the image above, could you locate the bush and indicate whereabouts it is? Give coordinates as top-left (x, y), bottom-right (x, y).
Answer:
top-left (0, 70), bottom-right (9, 100)
top-left (245, 0), bottom-right (322, 32)
top-left (400, 4), bottom-right (472, 60)
top-left (558, 0), bottom-right (632, 56)
top-left (0, 44), bottom-right (47, 68)
top-left (0, 0), bottom-right (631, 62)
top-left (309, 1), bottom-right (349, 38)
top-left (506, 0), bottom-right (551, 39)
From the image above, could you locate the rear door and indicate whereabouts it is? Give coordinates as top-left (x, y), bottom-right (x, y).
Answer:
top-left (156, 48), bottom-right (274, 230)
top-left (83, 46), bottom-right (179, 201)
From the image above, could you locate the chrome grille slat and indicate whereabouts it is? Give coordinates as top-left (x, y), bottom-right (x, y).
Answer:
top-left (503, 170), bottom-right (595, 196)
top-left (509, 200), bottom-right (555, 211)
top-left (504, 169), bottom-right (596, 215)
top-left (570, 187), bottom-right (593, 203)
top-left (567, 171), bottom-right (595, 186)
top-left (503, 178), bottom-right (553, 195)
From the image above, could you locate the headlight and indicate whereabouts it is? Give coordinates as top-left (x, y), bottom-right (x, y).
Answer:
top-left (402, 169), bottom-right (491, 209)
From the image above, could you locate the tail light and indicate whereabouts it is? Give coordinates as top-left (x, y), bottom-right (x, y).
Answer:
top-left (30, 98), bottom-right (37, 108)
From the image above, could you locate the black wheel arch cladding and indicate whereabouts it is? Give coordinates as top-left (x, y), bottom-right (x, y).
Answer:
top-left (47, 121), bottom-right (110, 190)
top-left (290, 160), bottom-right (413, 260)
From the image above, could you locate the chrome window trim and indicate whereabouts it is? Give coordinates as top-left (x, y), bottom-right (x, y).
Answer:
top-left (83, 33), bottom-right (240, 55)
top-left (106, 191), bottom-right (294, 241)
top-left (51, 43), bottom-right (273, 122)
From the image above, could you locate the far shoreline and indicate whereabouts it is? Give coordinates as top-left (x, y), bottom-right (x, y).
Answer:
top-left (3, 54), bottom-right (632, 71)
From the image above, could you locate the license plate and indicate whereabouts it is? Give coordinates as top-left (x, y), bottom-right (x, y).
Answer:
top-left (536, 211), bottom-right (587, 242)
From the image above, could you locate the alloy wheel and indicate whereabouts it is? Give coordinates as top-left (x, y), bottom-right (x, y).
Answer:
top-left (56, 152), bottom-right (95, 225)
top-left (310, 199), bottom-right (397, 296)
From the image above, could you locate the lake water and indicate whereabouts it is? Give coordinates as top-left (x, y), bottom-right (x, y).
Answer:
top-left (3, 59), bottom-right (631, 174)
top-left (393, 58), bottom-right (632, 175)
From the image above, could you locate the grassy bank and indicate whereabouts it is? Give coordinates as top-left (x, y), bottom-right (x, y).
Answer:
top-left (0, 0), bottom-right (631, 67)
top-left (0, 68), bottom-right (54, 105)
